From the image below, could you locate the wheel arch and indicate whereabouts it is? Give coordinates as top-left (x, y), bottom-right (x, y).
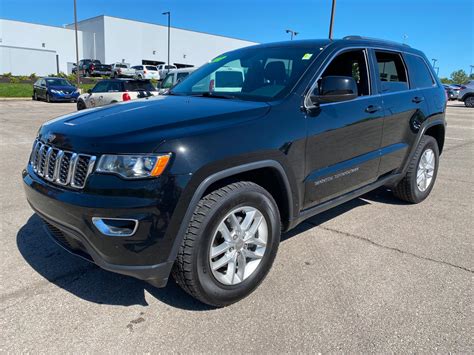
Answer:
top-left (425, 123), bottom-right (445, 155)
top-left (167, 160), bottom-right (296, 264)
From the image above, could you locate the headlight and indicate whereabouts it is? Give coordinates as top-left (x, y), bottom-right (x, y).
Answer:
top-left (96, 154), bottom-right (171, 179)
top-left (50, 89), bottom-right (60, 94)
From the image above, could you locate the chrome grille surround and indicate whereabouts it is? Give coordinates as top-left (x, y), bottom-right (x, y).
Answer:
top-left (29, 139), bottom-right (96, 189)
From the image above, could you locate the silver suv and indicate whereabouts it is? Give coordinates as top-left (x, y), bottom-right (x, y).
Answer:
top-left (458, 80), bottom-right (474, 107)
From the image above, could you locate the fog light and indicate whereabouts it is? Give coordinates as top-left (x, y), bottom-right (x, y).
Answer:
top-left (92, 217), bottom-right (138, 237)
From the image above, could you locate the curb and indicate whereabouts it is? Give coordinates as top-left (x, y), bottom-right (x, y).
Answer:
top-left (0, 97), bottom-right (32, 101)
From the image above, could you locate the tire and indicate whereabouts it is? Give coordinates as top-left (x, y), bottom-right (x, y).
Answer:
top-left (32, 91), bottom-right (37, 101)
top-left (76, 99), bottom-right (86, 111)
top-left (392, 135), bottom-right (439, 203)
top-left (46, 93), bottom-right (51, 103)
top-left (172, 181), bottom-right (281, 307)
top-left (464, 95), bottom-right (474, 108)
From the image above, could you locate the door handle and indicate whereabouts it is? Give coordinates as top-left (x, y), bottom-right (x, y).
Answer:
top-left (412, 96), bottom-right (424, 104)
top-left (365, 105), bottom-right (382, 114)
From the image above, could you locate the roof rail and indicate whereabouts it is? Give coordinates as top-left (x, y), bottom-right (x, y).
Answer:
top-left (342, 35), bottom-right (410, 47)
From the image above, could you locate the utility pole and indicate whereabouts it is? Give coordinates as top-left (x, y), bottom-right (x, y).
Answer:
top-left (328, 0), bottom-right (336, 39)
top-left (73, 0), bottom-right (80, 87)
top-left (162, 12), bottom-right (171, 72)
top-left (432, 58), bottom-right (438, 68)
top-left (285, 29), bottom-right (299, 40)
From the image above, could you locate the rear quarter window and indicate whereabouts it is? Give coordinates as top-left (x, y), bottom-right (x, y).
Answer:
top-left (404, 54), bottom-right (435, 89)
top-left (124, 81), bottom-right (157, 92)
top-left (375, 51), bottom-right (409, 93)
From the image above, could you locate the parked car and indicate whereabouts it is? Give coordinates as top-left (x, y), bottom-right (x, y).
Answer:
top-left (72, 59), bottom-right (111, 77)
top-left (443, 85), bottom-right (456, 100)
top-left (458, 81), bottom-right (474, 107)
top-left (158, 68), bottom-right (195, 94)
top-left (157, 64), bottom-right (177, 80)
top-left (76, 79), bottom-right (158, 110)
top-left (32, 77), bottom-right (80, 103)
top-left (23, 37), bottom-right (446, 307)
top-left (110, 63), bottom-right (136, 78)
top-left (132, 65), bottom-right (160, 80)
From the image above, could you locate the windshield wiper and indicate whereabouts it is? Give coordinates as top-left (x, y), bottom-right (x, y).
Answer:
top-left (192, 92), bottom-right (238, 100)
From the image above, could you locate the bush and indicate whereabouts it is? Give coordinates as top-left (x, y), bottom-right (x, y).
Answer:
top-left (29, 73), bottom-right (37, 80)
top-left (18, 75), bottom-right (30, 81)
top-left (2, 72), bottom-right (13, 78)
top-left (9, 76), bottom-right (20, 83)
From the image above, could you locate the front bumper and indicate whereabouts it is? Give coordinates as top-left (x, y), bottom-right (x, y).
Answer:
top-left (50, 93), bottom-right (79, 102)
top-left (22, 166), bottom-right (191, 287)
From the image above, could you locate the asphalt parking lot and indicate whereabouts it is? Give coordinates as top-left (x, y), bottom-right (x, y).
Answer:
top-left (0, 100), bottom-right (472, 352)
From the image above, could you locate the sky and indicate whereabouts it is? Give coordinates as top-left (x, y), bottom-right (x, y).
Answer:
top-left (1, 0), bottom-right (473, 78)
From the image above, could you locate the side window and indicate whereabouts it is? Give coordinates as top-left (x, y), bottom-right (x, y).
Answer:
top-left (108, 82), bottom-right (122, 92)
top-left (176, 72), bottom-right (189, 81)
top-left (91, 81), bottom-right (109, 93)
top-left (317, 49), bottom-right (370, 96)
top-left (404, 54), bottom-right (435, 89)
top-left (374, 51), bottom-right (408, 93)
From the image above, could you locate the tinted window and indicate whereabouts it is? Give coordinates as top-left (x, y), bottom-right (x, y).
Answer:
top-left (375, 51), bottom-right (408, 93)
top-left (124, 81), bottom-right (157, 92)
top-left (176, 72), bottom-right (189, 81)
top-left (115, 64), bottom-right (127, 68)
top-left (146, 66), bottom-right (157, 71)
top-left (215, 70), bottom-right (244, 88)
top-left (107, 82), bottom-right (122, 92)
top-left (317, 49), bottom-right (370, 96)
top-left (45, 78), bottom-right (71, 86)
top-left (91, 81), bottom-right (109, 93)
top-left (405, 54), bottom-right (434, 89)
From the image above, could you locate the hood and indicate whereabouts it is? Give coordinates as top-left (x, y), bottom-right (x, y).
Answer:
top-left (38, 95), bottom-right (271, 154)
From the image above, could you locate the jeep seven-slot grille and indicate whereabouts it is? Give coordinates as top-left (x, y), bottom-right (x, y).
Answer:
top-left (29, 140), bottom-right (96, 189)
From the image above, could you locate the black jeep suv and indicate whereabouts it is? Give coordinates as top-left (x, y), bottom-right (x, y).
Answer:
top-left (23, 37), bottom-right (446, 307)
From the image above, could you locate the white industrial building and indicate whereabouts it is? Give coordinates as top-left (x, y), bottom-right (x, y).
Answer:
top-left (0, 16), bottom-right (257, 76)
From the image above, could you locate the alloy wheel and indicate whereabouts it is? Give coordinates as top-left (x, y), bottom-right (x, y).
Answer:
top-left (209, 206), bottom-right (268, 285)
top-left (417, 148), bottom-right (435, 192)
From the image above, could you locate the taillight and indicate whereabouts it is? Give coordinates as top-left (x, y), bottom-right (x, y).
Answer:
top-left (122, 93), bottom-right (131, 101)
top-left (144, 70), bottom-right (147, 74)
top-left (209, 79), bottom-right (215, 92)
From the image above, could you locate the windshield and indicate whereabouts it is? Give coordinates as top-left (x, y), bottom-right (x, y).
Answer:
top-left (161, 74), bottom-right (175, 89)
top-left (171, 46), bottom-right (318, 101)
top-left (45, 78), bottom-right (72, 86)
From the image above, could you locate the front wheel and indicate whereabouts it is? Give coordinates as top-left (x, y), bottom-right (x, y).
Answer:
top-left (392, 135), bottom-right (439, 203)
top-left (172, 181), bottom-right (281, 307)
top-left (464, 96), bottom-right (474, 108)
top-left (76, 99), bottom-right (86, 110)
top-left (46, 93), bottom-right (51, 103)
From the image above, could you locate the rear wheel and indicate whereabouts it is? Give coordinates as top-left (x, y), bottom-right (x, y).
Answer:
top-left (32, 91), bottom-right (37, 101)
top-left (172, 181), bottom-right (281, 307)
top-left (392, 135), bottom-right (439, 203)
top-left (46, 93), bottom-right (51, 103)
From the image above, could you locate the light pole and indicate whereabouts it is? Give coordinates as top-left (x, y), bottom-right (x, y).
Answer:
top-left (162, 11), bottom-right (171, 72)
top-left (286, 29), bottom-right (299, 40)
top-left (73, 0), bottom-right (80, 87)
top-left (328, 0), bottom-right (336, 39)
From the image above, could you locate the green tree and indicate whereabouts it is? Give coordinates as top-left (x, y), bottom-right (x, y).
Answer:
top-left (440, 77), bottom-right (452, 84)
top-left (450, 69), bottom-right (468, 84)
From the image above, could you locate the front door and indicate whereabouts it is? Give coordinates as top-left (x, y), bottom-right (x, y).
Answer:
top-left (304, 49), bottom-right (384, 208)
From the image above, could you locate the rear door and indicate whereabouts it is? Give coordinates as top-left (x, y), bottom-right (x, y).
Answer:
top-left (304, 48), bottom-right (384, 208)
top-left (372, 50), bottom-right (431, 175)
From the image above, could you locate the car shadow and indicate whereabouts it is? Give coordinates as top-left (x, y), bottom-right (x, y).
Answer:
top-left (17, 187), bottom-right (403, 310)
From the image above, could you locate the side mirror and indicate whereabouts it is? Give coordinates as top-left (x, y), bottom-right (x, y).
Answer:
top-left (312, 76), bottom-right (358, 105)
top-left (73, 63), bottom-right (77, 66)
top-left (87, 89), bottom-right (92, 94)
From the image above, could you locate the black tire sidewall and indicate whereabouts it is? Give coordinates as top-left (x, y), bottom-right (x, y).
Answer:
top-left (195, 187), bottom-right (280, 306)
top-left (408, 137), bottom-right (439, 203)
top-left (77, 100), bottom-right (85, 110)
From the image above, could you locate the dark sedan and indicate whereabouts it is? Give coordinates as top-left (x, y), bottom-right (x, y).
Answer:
top-left (32, 77), bottom-right (80, 103)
